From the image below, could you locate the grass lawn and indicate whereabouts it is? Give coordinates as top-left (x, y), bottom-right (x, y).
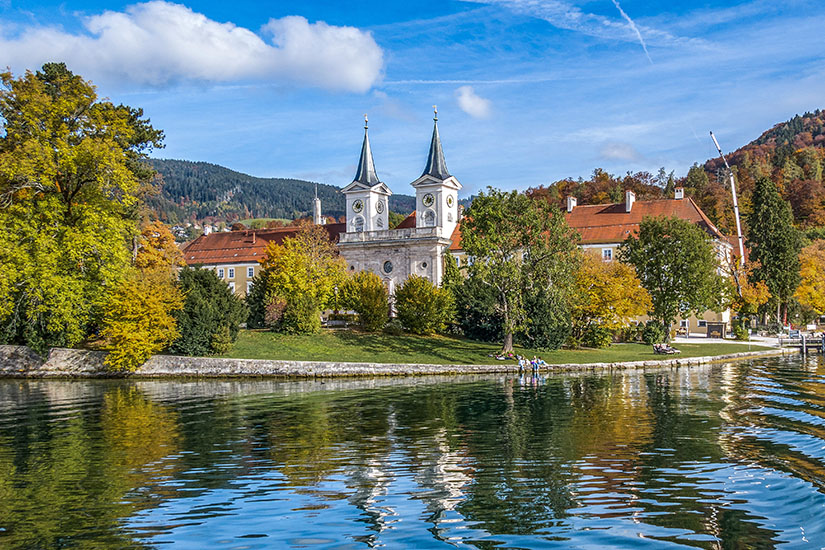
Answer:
top-left (222, 329), bottom-right (762, 365)
top-left (238, 217), bottom-right (290, 227)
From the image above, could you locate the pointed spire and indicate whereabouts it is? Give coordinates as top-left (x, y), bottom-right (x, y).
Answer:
top-left (353, 113), bottom-right (380, 186)
top-left (423, 105), bottom-right (450, 179)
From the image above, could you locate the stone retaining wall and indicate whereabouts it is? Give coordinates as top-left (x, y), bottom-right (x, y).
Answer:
top-left (0, 345), bottom-right (801, 379)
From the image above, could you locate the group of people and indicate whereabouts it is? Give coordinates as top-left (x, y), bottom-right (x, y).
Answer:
top-left (517, 355), bottom-right (547, 373)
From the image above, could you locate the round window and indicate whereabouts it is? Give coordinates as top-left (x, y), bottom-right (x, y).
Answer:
top-left (383, 260), bottom-right (393, 274)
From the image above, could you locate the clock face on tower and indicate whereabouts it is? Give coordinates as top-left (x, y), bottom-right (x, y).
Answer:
top-left (446, 195), bottom-right (454, 207)
top-left (352, 199), bottom-right (363, 213)
top-left (422, 193), bottom-right (435, 207)
top-left (376, 200), bottom-right (385, 214)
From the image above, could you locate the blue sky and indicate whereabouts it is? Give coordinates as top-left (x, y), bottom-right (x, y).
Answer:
top-left (1, 0), bottom-right (824, 197)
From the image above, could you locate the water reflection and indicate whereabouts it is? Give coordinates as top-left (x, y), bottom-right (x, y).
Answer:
top-left (0, 359), bottom-right (824, 548)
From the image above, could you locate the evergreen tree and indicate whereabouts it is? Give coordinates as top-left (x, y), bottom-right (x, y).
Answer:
top-left (170, 267), bottom-right (247, 356)
top-left (747, 176), bottom-right (802, 323)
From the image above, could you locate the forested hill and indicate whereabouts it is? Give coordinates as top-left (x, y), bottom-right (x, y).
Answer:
top-left (147, 159), bottom-right (416, 224)
top-left (529, 109), bottom-right (825, 236)
top-left (697, 109), bottom-right (825, 231)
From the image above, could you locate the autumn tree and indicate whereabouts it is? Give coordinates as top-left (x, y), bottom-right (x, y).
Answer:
top-left (747, 176), bottom-right (802, 323)
top-left (339, 271), bottom-right (389, 332)
top-left (134, 220), bottom-right (184, 270)
top-left (569, 254), bottom-right (652, 347)
top-left (619, 216), bottom-right (725, 340)
top-left (794, 240), bottom-right (825, 316)
top-left (0, 63), bottom-right (163, 353)
top-left (726, 257), bottom-right (770, 336)
top-left (258, 223), bottom-right (345, 333)
top-left (102, 268), bottom-right (184, 372)
top-left (461, 187), bottom-right (579, 353)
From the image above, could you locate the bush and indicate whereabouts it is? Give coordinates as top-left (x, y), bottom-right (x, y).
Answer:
top-left (340, 271), bottom-right (389, 332)
top-left (452, 276), bottom-right (502, 342)
top-left (394, 275), bottom-right (455, 335)
top-left (732, 321), bottom-right (749, 341)
top-left (519, 287), bottom-right (571, 350)
top-left (642, 321), bottom-right (666, 345)
top-left (279, 294), bottom-right (321, 334)
top-left (170, 267), bottom-right (247, 356)
top-left (583, 324), bottom-right (613, 348)
top-left (383, 319), bottom-right (404, 335)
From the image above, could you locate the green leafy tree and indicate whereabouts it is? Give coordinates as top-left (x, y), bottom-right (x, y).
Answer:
top-left (170, 267), bottom-right (247, 356)
top-left (460, 187), bottom-right (579, 353)
top-left (394, 275), bottom-right (455, 335)
top-left (340, 271), bottom-right (389, 332)
top-left (0, 63), bottom-right (163, 353)
top-left (619, 216), bottom-right (725, 340)
top-left (747, 176), bottom-right (802, 323)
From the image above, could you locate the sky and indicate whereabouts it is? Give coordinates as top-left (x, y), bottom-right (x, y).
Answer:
top-left (1, 0), bottom-right (824, 197)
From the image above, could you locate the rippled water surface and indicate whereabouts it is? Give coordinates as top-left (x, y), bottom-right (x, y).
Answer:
top-left (2, 356), bottom-right (825, 548)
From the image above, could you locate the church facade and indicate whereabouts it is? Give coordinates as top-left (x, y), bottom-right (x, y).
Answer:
top-left (337, 112), bottom-right (462, 294)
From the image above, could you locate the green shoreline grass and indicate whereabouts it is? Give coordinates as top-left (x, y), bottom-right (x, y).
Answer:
top-left (221, 329), bottom-right (765, 365)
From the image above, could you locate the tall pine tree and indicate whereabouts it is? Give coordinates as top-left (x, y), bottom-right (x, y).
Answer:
top-left (747, 176), bottom-right (801, 323)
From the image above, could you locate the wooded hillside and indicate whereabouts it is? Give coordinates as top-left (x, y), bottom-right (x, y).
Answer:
top-left (148, 159), bottom-right (416, 224)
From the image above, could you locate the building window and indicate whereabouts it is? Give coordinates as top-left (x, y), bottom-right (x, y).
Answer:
top-left (246, 281), bottom-right (252, 294)
top-left (680, 320), bottom-right (689, 328)
top-left (229, 282), bottom-right (236, 293)
top-left (247, 267), bottom-right (254, 278)
top-left (454, 256), bottom-right (460, 266)
top-left (353, 216), bottom-right (365, 232)
top-left (602, 248), bottom-right (613, 261)
top-left (228, 268), bottom-right (235, 279)
top-left (698, 320), bottom-right (707, 328)
top-left (217, 268), bottom-right (224, 279)
top-left (424, 210), bottom-right (436, 227)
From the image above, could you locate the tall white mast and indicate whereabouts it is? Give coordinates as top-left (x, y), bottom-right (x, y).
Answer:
top-left (709, 131), bottom-right (745, 268)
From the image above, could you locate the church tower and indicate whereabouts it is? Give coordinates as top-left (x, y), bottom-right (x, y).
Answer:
top-left (341, 115), bottom-right (392, 233)
top-left (409, 107), bottom-right (462, 237)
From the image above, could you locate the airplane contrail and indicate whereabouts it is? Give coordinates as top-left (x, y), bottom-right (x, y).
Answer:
top-left (611, 0), bottom-right (653, 65)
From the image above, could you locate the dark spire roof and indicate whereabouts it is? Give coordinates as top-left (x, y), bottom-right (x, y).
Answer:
top-left (423, 107), bottom-right (450, 179)
top-left (353, 115), bottom-right (380, 186)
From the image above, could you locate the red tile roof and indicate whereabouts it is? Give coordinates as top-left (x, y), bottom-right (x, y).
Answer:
top-left (447, 198), bottom-right (726, 252)
top-left (182, 223), bottom-right (346, 266)
top-left (395, 211), bottom-right (416, 229)
top-left (564, 198), bottom-right (726, 244)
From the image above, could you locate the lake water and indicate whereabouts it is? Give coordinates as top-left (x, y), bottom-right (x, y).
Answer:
top-left (1, 356), bottom-right (824, 549)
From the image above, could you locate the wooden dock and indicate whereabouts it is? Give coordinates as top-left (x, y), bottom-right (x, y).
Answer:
top-left (778, 334), bottom-right (825, 354)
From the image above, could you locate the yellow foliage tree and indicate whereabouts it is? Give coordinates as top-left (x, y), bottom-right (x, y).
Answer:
top-left (260, 223), bottom-right (345, 333)
top-left (102, 268), bottom-right (184, 372)
top-left (727, 256), bottom-right (771, 320)
top-left (134, 220), bottom-right (184, 270)
top-left (794, 241), bottom-right (825, 315)
top-left (570, 254), bottom-right (652, 345)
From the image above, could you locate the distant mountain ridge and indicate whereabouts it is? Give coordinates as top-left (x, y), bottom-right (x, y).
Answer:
top-left (148, 159), bottom-right (416, 224)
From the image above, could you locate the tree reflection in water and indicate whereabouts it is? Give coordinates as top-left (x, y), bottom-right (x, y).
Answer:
top-left (0, 359), bottom-right (823, 549)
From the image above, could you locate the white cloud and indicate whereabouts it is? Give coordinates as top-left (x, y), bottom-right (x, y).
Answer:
top-left (455, 85), bottom-right (491, 118)
top-left (0, 1), bottom-right (383, 92)
top-left (599, 141), bottom-right (643, 162)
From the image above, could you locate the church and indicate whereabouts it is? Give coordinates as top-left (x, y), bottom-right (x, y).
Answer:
top-left (337, 110), bottom-right (462, 294)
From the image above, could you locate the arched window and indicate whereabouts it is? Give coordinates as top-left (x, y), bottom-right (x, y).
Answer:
top-left (353, 216), bottom-right (365, 232)
top-left (424, 210), bottom-right (436, 227)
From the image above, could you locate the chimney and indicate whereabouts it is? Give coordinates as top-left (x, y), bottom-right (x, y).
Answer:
top-left (458, 204), bottom-right (465, 219)
top-left (625, 190), bottom-right (636, 213)
top-left (674, 187), bottom-right (684, 200)
top-left (566, 196), bottom-right (577, 213)
top-left (203, 225), bottom-right (212, 236)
